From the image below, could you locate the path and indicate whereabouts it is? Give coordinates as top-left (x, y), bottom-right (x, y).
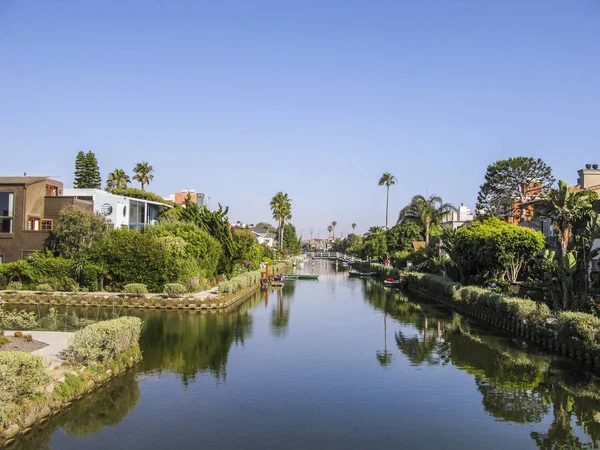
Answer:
top-left (5, 330), bottom-right (74, 369)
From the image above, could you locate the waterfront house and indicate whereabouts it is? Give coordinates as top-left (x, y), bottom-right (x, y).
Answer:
top-left (440, 203), bottom-right (474, 229)
top-left (165, 189), bottom-right (207, 208)
top-left (250, 227), bottom-right (276, 247)
top-left (63, 188), bottom-right (171, 230)
top-left (0, 177), bottom-right (92, 263)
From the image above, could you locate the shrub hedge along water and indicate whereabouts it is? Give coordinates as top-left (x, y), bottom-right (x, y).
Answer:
top-left (64, 317), bottom-right (142, 365)
top-left (0, 352), bottom-right (48, 420)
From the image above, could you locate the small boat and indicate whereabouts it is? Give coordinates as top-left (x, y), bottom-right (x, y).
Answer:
top-left (383, 278), bottom-right (401, 287)
top-left (281, 274), bottom-right (299, 280)
top-left (349, 272), bottom-right (377, 278)
top-left (282, 274), bottom-right (319, 280)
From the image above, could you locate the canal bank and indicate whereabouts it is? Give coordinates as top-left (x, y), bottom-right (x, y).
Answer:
top-left (6, 261), bottom-right (600, 450)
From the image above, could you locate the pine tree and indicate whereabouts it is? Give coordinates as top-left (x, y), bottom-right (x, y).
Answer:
top-left (84, 151), bottom-right (102, 189)
top-left (73, 151), bottom-right (86, 188)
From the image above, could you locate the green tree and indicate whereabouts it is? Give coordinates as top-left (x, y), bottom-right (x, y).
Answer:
top-left (327, 225), bottom-right (333, 238)
top-left (73, 151), bottom-right (86, 188)
top-left (378, 172), bottom-right (396, 229)
top-left (106, 168), bottom-right (131, 192)
top-left (331, 221), bottom-right (337, 239)
top-left (352, 223), bottom-right (356, 233)
top-left (397, 194), bottom-right (455, 244)
top-left (133, 162), bottom-right (154, 191)
top-left (476, 157), bottom-right (554, 220)
top-left (451, 217), bottom-right (545, 284)
top-left (282, 223), bottom-right (301, 255)
top-left (386, 222), bottom-right (424, 253)
top-left (270, 192), bottom-right (291, 252)
top-left (255, 222), bottom-right (277, 234)
top-left (362, 226), bottom-right (388, 260)
top-left (232, 227), bottom-right (264, 270)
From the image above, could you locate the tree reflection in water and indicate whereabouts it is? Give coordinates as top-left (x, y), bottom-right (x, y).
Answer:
top-left (363, 280), bottom-right (600, 449)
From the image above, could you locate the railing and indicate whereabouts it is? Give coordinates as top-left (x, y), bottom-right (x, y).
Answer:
top-left (304, 252), bottom-right (360, 263)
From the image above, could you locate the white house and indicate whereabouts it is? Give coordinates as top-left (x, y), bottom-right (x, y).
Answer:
top-left (441, 203), bottom-right (474, 229)
top-left (250, 227), bottom-right (276, 247)
top-left (63, 189), bottom-right (171, 230)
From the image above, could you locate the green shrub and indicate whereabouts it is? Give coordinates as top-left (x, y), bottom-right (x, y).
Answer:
top-left (164, 283), bottom-right (187, 298)
top-left (123, 283), bottom-right (148, 297)
top-left (0, 274), bottom-right (7, 290)
top-left (0, 335), bottom-right (9, 346)
top-left (556, 312), bottom-right (600, 351)
top-left (7, 281), bottom-right (23, 290)
top-left (37, 283), bottom-right (54, 292)
top-left (0, 352), bottom-right (48, 403)
top-left (64, 317), bottom-right (143, 365)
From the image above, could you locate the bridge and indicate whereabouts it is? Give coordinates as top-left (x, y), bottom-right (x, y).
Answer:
top-left (304, 252), bottom-right (360, 263)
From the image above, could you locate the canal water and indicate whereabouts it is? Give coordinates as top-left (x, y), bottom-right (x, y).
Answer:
top-left (8, 261), bottom-right (600, 449)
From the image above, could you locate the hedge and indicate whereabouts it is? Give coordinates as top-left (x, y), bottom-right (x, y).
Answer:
top-left (0, 352), bottom-right (48, 419)
top-left (217, 262), bottom-right (290, 295)
top-left (556, 312), bottom-right (600, 351)
top-left (64, 317), bottom-right (143, 365)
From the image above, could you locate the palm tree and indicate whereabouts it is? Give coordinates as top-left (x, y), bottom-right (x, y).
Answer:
top-left (535, 180), bottom-right (596, 258)
top-left (331, 221), bottom-right (337, 239)
top-left (352, 223), bottom-right (356, 234)
top-left (326, 225), bottom-right (334, 251)
top-left (270, 192), bottom-right (292, 252)
top-left (133, 162), bottom-right (154, 191)
top-left (106, 168), bottom-right (130, 192)
top-left (397, 194), bottom-right (455, 244)
top-left (378, 172), bottom-right (396, 229)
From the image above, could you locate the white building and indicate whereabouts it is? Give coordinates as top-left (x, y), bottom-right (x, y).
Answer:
top-left (63, 189), bottom-right (171, 230)
top-left (441, 203), bottom-right (475, 229)
top-left (250, 227), bottom-right (276, 247)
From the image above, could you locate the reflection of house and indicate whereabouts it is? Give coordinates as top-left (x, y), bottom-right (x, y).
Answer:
top-left (0, 177), bottom-right (92, 263)
top-left (64, 189), bottom-right (171, 230)
top-left (250, 227), bottom-right (276, 247)
top-left (441, 203), bottom-right (474, 229)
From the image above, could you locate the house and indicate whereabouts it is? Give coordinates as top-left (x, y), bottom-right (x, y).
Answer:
top-left (250, 227), bottom-right (276, 247)
top-left (441, 203), bottom-right (474, 229)
top-left (63, 188), bottom-right (171, 230)
top-left (165, 190), bottom-right (206, 208)
top-left (0, 177), bottom-right (92, 263)
top-left (578, 164), bottom-right (600, 272)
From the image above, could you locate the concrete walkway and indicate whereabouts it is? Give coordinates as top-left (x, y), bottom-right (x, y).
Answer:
top-left (5, 331), bottom-right (74, 369)
top-left (191, 287), bottom-right (218, 300)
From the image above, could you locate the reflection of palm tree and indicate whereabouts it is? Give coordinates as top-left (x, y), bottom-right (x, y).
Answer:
top-left (271, 289), bottom-right (290, 338)
top-left (376, 302), bottom-right (392, 366)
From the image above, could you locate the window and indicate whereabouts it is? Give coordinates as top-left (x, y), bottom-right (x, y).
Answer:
top-left (41, 219), bottom-right (53, 231)
top-left (0, 192), bottom-right (14, 233)
top-left (28, 217), bottom-right (41, 231)
top-left (46, 185), bottom-right (58, 197)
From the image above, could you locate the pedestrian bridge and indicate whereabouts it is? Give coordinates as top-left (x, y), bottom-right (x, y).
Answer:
top-left (304, 252), bottom-right (359, 263)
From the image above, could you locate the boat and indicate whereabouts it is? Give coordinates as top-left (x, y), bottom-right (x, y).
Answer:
top-left (349, 272), bottom-right (378, 278)
top-left (281, 274), bottom-right (299, 280)
top-left (272, 281), bottom-right (285, 288)
top-left (383, 278), bottom-right (401, 287)
top-left (281, 274), bottom-right (319, 280)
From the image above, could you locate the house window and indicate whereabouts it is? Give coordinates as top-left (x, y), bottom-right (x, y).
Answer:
top-left (41, 219), bottom-right (53, 231)
top-left (28, 217), bottom-right (41, 231)
top-left (46, 185), bottom-right (58, 197)
top-left (0, 192), bottom-right (14, 233)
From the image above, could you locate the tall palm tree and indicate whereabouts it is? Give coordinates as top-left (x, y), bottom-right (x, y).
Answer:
top-left (327, 225), bottom-right (333, 238)
top-left (331, 221), bottom-right (337, 239)
top-left (106, 168), bottom-right (130, 192)
top-left (133, 162), bottom-right (154, 191)
top-left (351, 223), bottom-right (356, 234)
top-left (378, 172), bottom-right (396, 229)
top-left (397, 194), bottom-right (455, 244)
top-left (270, 192), bottom-right (292, 252)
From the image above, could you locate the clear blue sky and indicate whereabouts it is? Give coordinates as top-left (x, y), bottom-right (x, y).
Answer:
top-left (1, 1), bottom-right (599, 238)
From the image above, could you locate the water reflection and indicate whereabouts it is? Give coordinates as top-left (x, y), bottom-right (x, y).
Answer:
top-left (363, 281), bottom-right (600, 449)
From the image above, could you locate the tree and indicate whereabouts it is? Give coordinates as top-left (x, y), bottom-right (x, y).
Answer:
top-left (74, 151), bottom-right (101, 189)
top-left (73, 151), bottom-right (86, 189)
top-left (270, 192), bottom-right (292, 252)
top-left (255, 222), bottom-right (277, 234)
top-left (282, 223), bottom-right (301, 255)
top-left (476, 157), bottom-right (554, 220)
top-left (106, 168), bottom-right (131, 192)
top-left (451, 217), bottom-right (545, 284)
top-left (362, 226), bottom-right (388, 260)
top-left (327, 225), bottom-right (333, 238)
top-left (133, 162), bottom-right (154, 191)
top-left (331, 221), bottom-right (337, 239)
top-left (378, 172), bottom-right (396, 229)
top-left (352, 223), bottom-right (357, 233)
top-left (386, 222), bottom-right (424, 253)
top-left (397, 194), bottom-right (455, 244)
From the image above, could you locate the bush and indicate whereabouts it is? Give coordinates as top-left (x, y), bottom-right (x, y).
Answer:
top-left (64, 317), bottom-right (143, 365)
top-left (37, 283), bottom-right (54, 292)
top-left (0, 335), bottom-right (9, 346)
top-left (164, 283), bottom-right (187, 298)
top-left (123, 283), bottom-right (148, 297)
top-left (0, 352), bottom-right (48, 403)
top-left (556, 312), bottom-right (600, 351)
top-left (7, 281), bottom-right (23, 290)
top-left (217, 269), bottom-right (263, 295)
top-left (54, 373), bottom-right (85, 399)
top-left (0, 274), bottom-right (7, 290)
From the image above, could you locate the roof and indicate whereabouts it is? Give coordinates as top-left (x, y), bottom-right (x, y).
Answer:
top-left (63, 188), bottom-right (172, 208)
top-left (0, 176), bottom-right (57, 186)
top-left (412, 241), bottom-right (426, 250)
top-left (250, 227), bottom-right (268, 235)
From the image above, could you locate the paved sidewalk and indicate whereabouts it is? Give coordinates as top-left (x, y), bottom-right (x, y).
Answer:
top-left (5, 331), bottom-right (74, 369)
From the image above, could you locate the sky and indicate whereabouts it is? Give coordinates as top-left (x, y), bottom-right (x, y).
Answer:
top-left (1, 1), bottom-right (599, 238)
